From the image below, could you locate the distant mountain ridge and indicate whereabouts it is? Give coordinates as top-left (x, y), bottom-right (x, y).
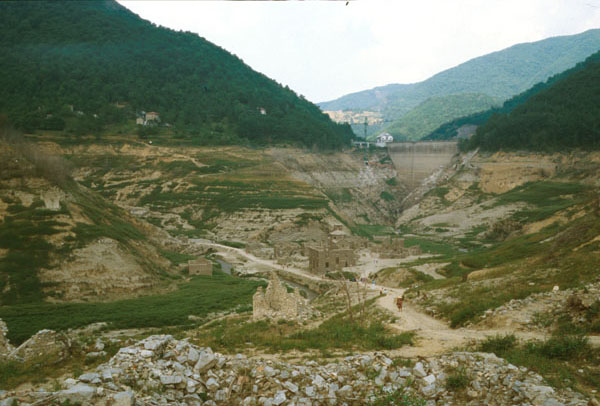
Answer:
top-left (320, 29), bottom-right (600, 140)
top-left (0, 1), bottom-right (353, 149)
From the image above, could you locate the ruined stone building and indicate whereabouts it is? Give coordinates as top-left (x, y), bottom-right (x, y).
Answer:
top-left (375, 236), bottom-right (422, 259)
top-left (252, 274), bottom-right (311, 320)
top-left (188, 258), bottom-right (212, 276)
top-left (305, 231), bottom-right (356, 275)
top-left (273, 242), bottom-right (303, 264)
top-left (306, 246), bottom-right (356, 274)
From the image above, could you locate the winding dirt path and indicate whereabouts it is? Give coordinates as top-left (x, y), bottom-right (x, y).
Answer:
top-left (378, 286), bottom-right (600, 357)
top-left (191, 240), bottom-right (600, 357)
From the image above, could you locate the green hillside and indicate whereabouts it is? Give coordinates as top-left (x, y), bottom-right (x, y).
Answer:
top-left (424, 51), bottom-right (600, 141)
top-left (375, 93), bottom-right (498, 141)
top-left (319, 29), bottom-right (600, 139)
top-left (465, 50), bottom-right (600, 151)
top-left (0, 1), bottom-right (353, 149)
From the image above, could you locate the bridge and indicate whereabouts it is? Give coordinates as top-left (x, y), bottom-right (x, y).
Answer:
top-left (387, 141), bottom-right (458, 189)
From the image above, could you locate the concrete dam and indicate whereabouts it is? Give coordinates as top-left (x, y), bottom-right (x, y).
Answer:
top-left (387, 141), bottom-right (458, 189)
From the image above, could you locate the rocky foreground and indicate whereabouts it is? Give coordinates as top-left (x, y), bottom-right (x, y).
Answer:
top-left (0, 335), bottom-right (592, 406)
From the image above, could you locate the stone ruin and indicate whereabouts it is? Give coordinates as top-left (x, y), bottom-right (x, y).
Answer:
top-left (188, 258), bottom-right (212, 276)
top-left (0, 318), bottom-right (70, 364)
top-left (305, 230), bottom-right (357, 275)
top-left (252, 274), bottom-right (312, 320)
top-left (0, 318), bottom-right (14, 355)
top-left (375, 236), bottom-right (422, 259)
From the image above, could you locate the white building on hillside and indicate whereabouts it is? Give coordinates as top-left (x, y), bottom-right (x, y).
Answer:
top-left (375, 132), bottom-right (394, 147)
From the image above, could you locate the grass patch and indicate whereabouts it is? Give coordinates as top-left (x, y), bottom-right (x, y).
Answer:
top-left (0, 272), bottom-right (263, 345)
top-left (380, 191), bottom-right (395, 202)
top-left (367, 387), bottom-right (425, 406)
top-left (403, 237), bottom-right (458, 257)
top-left (159, 249), bottom-right (196, 266)
top-left (196, 308), bottom-right (413, 353)
top-left (0, 201), bottom-right (66, 304)
top-left (216, 240), bottom-right (246, 249)
top-left (326, 188), bottom-right (354, 203)
top-left (385, 177), bottom-right (398, 186)
top-left (493, 181), bottom-right (589, 223)
top-left (477, 333), bottom-right (598, 390)
top-left (445, 367), bottom-right (469, 391)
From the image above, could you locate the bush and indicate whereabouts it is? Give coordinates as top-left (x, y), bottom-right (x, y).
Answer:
top-left (531, 334), bottom-right (590, 360)
top-left (478, 334), bottom-right (517, 354)
top-left (445, 367), bottom-right (469, 390)
top-left (368, 387), bottom-right (425, 406)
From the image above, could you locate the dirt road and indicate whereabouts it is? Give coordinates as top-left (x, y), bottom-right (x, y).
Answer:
top-left (192, 240), bottom-right (600, 357)
top-left (378, 286), bottom-right (600, 357)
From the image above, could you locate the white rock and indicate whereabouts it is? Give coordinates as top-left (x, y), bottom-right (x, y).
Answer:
top-left (194, 351), bottom-right (216, 372)
top-left (273, 391), bottom-right (286, 405)
top-left (312, 374), bottom-right (326, 388)
top-left (58, 383), bottom-right (96, 403)
top-left (215, 389), bottom-right (228, 401)
top-left (423, 374), bottom-right (436, 385)
top-left (187, 347), bottom-right (200, 364)
top-left (264, 365), bottom-right (276, 377)
top-left (205, 377), bottom-right (219, 392)
top-left (338, 385), bottom-right (353, 398)
top-left (420, 384), bottom-right (436, 397)
top-left (140, 350), bottom-right (154, 358)
top-left (413, 362), bottom-right (427, 378)
top-left (78, 372), bottom-right (101, 383)
top-left (112, 391), bottom-right (135, 406)
top-left (283, 381), bottom-right (298, 393)
top-left (160, 375), bottom-right (183, 385)
top-left (305, 386), bottom-right (315, 397)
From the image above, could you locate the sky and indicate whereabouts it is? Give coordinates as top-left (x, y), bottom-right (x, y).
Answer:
top-left (119, 0), bottom-right (600, 104)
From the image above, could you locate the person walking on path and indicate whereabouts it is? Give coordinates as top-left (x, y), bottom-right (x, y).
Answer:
top-left (396, 295), bottom-right (404, 311)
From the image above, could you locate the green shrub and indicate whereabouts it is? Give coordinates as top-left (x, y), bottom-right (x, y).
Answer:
top-left (380, 191), bottom-right (395, 202)
top-left (445, 367), bottom-right (469, 390)
top-left (368, 387), bottom-right (425, 406)
top-left (478, 334), bottom-right (517, 354)
top-left (531, 334), bottom-right (590, 360)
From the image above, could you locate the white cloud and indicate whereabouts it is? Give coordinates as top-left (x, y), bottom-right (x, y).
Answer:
top-left (118, 0), bottom-right (600, 103)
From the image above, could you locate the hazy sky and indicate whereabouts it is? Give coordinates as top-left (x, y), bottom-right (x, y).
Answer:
top-left (119, 0), bottom-right (600, 103)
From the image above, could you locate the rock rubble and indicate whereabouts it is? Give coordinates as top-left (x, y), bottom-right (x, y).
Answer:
top-left (0, 335), bottom-right (591, 406)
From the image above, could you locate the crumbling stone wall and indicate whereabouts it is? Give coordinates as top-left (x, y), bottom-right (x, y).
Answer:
top-left (253, 274), bottom-right (311, 320)
top-left (0, 318), bottom-right (14, 357)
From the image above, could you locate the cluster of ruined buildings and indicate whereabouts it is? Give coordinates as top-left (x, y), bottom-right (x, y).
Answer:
top-left (273, 224), bottom-right (422, 276)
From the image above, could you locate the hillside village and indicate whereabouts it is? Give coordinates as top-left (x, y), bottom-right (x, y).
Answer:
top-left (1, 2), bottom-right (600, 406)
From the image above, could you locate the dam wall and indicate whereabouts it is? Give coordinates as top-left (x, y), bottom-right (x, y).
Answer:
top-left (387, 141), bottom-right (458, 189)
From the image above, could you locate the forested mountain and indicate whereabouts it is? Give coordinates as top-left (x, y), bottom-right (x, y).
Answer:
top-left (319, 29), bottom-right (600, 140)
top-left (372, 93), bottom-right (498, 141)
top-left (424, 52), bottom-right (600, 141)
top-left (464, 50), bottom-right (600, 151)
top-left (0, 1), bottom-right (353, 149)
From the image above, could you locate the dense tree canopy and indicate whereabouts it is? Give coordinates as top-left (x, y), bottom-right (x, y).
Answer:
top-left (0, 1), bottom-right (354, 149)
top-left (463, 50), bottom-right (600, 151)
top-left (424, 51), bottom-right (600, 142)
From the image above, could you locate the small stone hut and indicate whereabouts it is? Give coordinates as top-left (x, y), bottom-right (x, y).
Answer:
top-left (188, 258), bottom-right (212, 276)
